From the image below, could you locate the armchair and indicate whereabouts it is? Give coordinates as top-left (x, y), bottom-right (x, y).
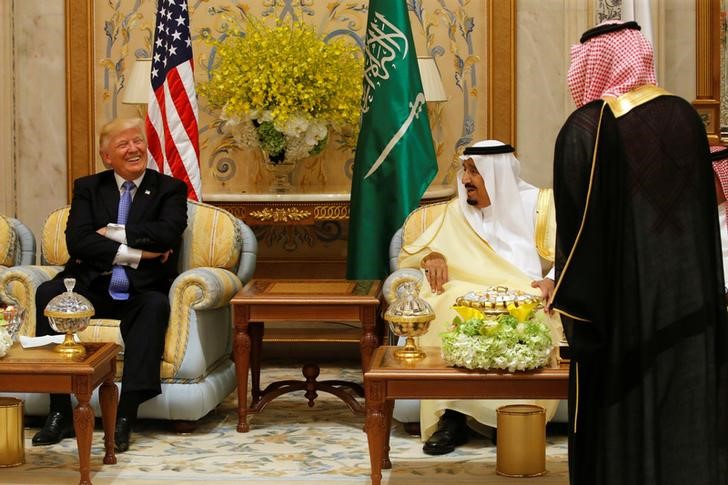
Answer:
top-left (0, 214), bottom-right (36, 270)
top-left (0, 200), bottom-right (257, 426)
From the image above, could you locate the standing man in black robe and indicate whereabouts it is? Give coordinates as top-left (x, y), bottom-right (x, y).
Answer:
top-left (551, 20), bottom-right (728, 485)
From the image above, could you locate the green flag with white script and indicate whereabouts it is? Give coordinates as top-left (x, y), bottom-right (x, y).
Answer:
top-left (346, 0), bottom-right (438, 280)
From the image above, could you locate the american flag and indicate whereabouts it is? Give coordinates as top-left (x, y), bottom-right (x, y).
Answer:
top-left (146, 0), bottom-right (201, 201)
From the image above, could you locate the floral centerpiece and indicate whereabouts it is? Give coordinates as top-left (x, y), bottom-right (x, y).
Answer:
top-left (201, 16), bottom-right (363, 168)
top-left (440, 288), bottom-right (555, 372)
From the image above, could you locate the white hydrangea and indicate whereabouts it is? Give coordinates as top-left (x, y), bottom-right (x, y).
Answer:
top-left (0, 327), bottom-right (12, 358)
top-left (225, 118), bottom-right (259, 149)
top-left (303, 121), bottom-right (328, 146)
top-left (280, 115), bottom-right (310, 138)
top-left (441, 314), bottom-right (554, 372)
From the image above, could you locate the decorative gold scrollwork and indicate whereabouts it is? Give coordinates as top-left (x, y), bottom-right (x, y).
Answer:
top-left (313, 205), bottom-right (350, 220)
top-left (249, 207), bottom-right (311, 223)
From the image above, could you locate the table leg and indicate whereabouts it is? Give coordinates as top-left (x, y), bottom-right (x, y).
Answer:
top-left (383, 399), bottom-right (394, 469)
top-left (365, 380), bottom-right (386, 485)
top-left (72, 391), bottom-right (95, 485)
top-left (360, 304), bottom-right (379, 373)
top-left (234, 306), bottom-right (251, 432)
top-left (99, 372), bottom-right (118, 465)
top-left (249, 323), bottom-right (263, 404)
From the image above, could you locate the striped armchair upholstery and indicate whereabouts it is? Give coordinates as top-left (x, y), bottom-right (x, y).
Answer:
top-left (0, 200), bottom-right (257, 423)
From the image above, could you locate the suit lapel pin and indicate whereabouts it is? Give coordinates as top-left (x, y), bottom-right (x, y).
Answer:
top-left (144, 190), bottom-right (151, 195)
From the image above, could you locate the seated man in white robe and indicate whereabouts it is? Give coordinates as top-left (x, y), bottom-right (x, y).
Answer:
top-left (397, 139), bottom-right (561, 455)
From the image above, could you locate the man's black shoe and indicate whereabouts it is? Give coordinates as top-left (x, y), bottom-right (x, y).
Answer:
top-left (32, 411), bottom-right (75, 446)
top-left (422, 411), bottom-right (469, 455)
top-left (114, 417), bottom-right (132, 453)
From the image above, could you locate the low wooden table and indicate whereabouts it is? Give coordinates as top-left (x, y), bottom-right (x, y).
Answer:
top-left (0, 342), bottom-right (120, 485)
top-left (231, 278), bottom-right (383, 432)
top-left (364, 346), bottom-right (570, 485)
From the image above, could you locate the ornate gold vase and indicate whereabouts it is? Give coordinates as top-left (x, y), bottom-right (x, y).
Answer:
top-left (383, 280), bottom-right (435, 360)
top-left (44, 278), bottom-right (94, 357)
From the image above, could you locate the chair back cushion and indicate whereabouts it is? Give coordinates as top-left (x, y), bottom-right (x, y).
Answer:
top-left (0, 215), bottom-right (17, 267)
top-left (41, 207), bottom-right (71, 266)
top-left (401, 201), bottom-right (449, 248)
top-left (179, 200), bottom-right (241, 272)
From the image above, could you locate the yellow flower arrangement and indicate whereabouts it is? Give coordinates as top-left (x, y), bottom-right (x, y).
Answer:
top-left (201, 17), bottom-right (363, 164)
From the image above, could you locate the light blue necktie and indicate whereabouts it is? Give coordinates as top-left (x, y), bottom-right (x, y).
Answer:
top-left (108, 180), bottom-right (135, 300)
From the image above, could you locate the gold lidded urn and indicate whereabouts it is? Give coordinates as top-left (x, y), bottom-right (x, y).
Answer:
top-left (384, 278), bottom-right (435, 360)
top-left (44, 278), bottom-right (94, 357)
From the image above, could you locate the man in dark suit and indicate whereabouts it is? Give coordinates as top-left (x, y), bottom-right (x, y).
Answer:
top-left (32, 118), bottom-right (188, 452)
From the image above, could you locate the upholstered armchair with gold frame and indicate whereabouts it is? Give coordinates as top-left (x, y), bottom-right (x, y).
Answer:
top-left (0, 214), bottom-right (36, 271)
top-left (0, 200), bottom-right (257, 427)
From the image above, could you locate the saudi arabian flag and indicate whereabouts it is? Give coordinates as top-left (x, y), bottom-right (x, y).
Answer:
top-left (346, 0), bottom-right (438, 280)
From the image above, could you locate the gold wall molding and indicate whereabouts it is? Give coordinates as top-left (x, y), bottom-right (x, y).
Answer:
top-left (249, 208), bottom-right (312, 223)
top-left (487, 0), bottom-right (516, 147)
top-left (0, 0), bottom-right (14, 214)
top-left (65, 0), bottom-right (96, 201)
top-left (694, 0), bottom-right (720, 143)
top-left (313, 205), bottom-right (350, 221)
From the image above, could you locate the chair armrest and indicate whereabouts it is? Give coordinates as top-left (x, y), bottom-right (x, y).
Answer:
top-left (8, 217), bottom-right (37, 265)
top-left (382, 268), bottom-right (424, 304)
top-left (169, 267), bottom-right (243, 312)
top-left (234, 219), bottom-right (257, 284)
top-left (389, 228), bottom-right (404, 273)
top-left (165, 267), bottom-right (243, 374)
top-left (0, 265), bottom-right (63, 336)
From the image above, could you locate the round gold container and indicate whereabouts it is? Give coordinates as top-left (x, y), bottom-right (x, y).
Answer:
top-left (455, 286), bottom-right (542, 316)
top-left (496, 404), bottom-right (546, 477)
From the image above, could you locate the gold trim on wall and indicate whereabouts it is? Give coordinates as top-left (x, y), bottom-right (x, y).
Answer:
top-left (694, 0), bottom-right (720, 144)
top-left (65, 0), bottom-right (96, 202)
top-left (487, 0), bottom-right (516, 147)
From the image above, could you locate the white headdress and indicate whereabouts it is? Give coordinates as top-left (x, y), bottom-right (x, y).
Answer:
top-left (456, 140), bottom-right (542, 279)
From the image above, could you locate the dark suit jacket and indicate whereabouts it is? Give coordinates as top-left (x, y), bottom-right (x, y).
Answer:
top-left (60, 169), bottom-right (188, 294)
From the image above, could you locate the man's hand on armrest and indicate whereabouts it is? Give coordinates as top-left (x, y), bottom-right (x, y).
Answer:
top-left (421, 251), bottom-right (448, 294)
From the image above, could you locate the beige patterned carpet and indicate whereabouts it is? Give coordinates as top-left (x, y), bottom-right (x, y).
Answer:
top-left (3, 362), bottom-right (569, 484)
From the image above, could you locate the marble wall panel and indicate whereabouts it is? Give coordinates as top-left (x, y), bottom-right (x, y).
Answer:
top-left (13, 0), bottom-right (66, 246)
top-left (517, 0), bottom-right (589, 189)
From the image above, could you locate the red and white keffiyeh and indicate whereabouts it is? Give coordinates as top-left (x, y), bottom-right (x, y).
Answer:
top-left (711, 145), bottom-right (728, 204)
top-left (568, 20), bottom-right (657, 108)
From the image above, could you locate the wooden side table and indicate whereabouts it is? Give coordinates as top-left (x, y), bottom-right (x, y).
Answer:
top-left (0, 342), bottom-right (120, 485)
top-left (364, 346), bottom-right (570, 485)
top-left (231, 279), bottom-right (383, 432)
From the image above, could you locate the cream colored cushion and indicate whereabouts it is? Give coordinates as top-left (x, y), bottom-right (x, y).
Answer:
top-left (180, 201), bottom-right (241, 272)
top-left (41, 207), bottom-right (70, 266)
top-left (401, 201), bottom-right (449, 248)
top-left (0, 215), bottom-right (16, 267)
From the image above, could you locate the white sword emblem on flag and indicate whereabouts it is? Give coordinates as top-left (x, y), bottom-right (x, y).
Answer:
top-left (364, 92), bottom-right (426, 179)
